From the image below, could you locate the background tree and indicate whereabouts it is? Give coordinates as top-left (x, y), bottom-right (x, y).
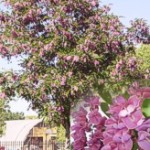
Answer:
top-left (0, 0), bottom-right (149, 145)
top-left (25, 115), bottom-right (38, 120)
top-left (4, 111), bottom-right (25, 120)
top-left (136, 44), bottom-right (150, 79)
top-left (0, 99), bottom-right (25, 135)
top-left (0, 99), bottom-right (7, 136)
top-left (57, 125), bottom-right (66, 143)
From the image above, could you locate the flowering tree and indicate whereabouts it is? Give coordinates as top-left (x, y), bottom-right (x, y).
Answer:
top-left (136, 44), bottom-right (150, 79)
top-left (71, 86), bottom-right (150, 150)
top-left (0, 99), bottom-right (6, 135)
top-left (0, 0), bottom-right (150, 144)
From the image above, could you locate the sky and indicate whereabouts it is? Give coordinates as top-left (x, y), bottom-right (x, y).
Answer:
top-left (102, 0), bottom-right (150, 25)
top-left (0, 0), bottom-right (150, 115)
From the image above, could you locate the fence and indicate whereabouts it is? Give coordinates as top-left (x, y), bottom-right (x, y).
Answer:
top-left (0, 141), bottom-right (65, 150)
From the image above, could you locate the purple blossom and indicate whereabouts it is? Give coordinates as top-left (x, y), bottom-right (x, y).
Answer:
top-left (94, 60), bottom-right (99, 66)
top-left (0, 44), bottom-right (8, 56)
top-left (0, 92), bottom-right (6, 99)
top-left (73, 55), bottom-right (79, 63)
top-left (115, 60), bottom-right (124, 74)
top-left (0, 77), bottom-right (5, 84)
top-left (72, 107), bottom-right (88, 150)
top-left (129, 82), bottom-right (150, 99)
top-left (102, 118), bottom-right (133, 150)
top-left (109, 95), bottom-right (144, 129)
top-left (136, 119), bottom-right (150, 150)
top-left (60, 76), bottom-right (66, 86)
top-left (102, 130), bottom-right (133, 150)
top-left (128, 57), bottom-right (137, 72)
top-left (44, 43), bottom-right (54, 51)
top-left (137, 131), bottom-right (150, 150)
top-left (90, 0), bottom-right (98, 7)
top-left (88, 110), bottom-right (102, 125)
top-left (12, 31), bottom-right (18, 38)
top-left (56, 106), bottom-right (64, 112)
top-left (120, 109), bottom-right (144, 129)
top-left (72, 128), bottom-right (87, 140)
top-left (72, 107), bottom-right (87, 123)
top-left (85, 96), bottom-right (100, 108)
top-left (87, 131), bottom-right (102, 150)
top-left (72, 129), bottom-right (87, 150)
top-left (71, 122), bottom-right (89, 132)
top-left (108, 96), bottom-right (126, 116)
top-left (71, 92), bottom-right (150, 150)
top-left (105, 117), bottom-right (126, 130)
top-left (65, 55), bottom-right (72, 61)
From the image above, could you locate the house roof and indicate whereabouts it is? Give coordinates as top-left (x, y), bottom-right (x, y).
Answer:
top-left (0, 119), bottom-right (43, 142)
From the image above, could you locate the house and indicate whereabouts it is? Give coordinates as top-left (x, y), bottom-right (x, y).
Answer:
top-left (0, 119), bottom-right (57, 150)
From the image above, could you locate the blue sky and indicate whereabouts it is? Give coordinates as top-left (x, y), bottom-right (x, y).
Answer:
top-left (0, 0), bottom-right (150, 115)
top-left (102, 0), bottom-right (150, 25)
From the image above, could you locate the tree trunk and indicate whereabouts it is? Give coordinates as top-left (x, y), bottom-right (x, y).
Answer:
top-left (65, 131), bottom-right (70, 150)
top-left (64, 118), bottom-right (70, 150)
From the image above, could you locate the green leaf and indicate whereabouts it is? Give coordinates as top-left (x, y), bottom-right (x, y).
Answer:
top-left (92, 53), bottom-right (100, 59)
top-left (132, 143), bottom-right (138, 150)
top-left (142, 99), bottom-right (150, 117)
top-left (99, 90), bottom-right (112, 104)
top-left (101, 102), bottom-right (109, 115)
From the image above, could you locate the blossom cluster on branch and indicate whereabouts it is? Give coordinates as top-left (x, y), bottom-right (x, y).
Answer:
top-left (71, 87), bottom-right (150, 150)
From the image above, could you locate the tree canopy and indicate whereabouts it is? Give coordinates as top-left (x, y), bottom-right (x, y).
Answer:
top-left (4, 111), bottom-right (25, 120)
top-left (0, 99), bottom-right (7, 135)
top-left (136, 44), bottom-right (150, 78)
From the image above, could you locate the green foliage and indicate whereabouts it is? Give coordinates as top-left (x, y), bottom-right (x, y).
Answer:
top-left (136, 44), bottom-right (150, 73)
top-left (142, 98), bottom-right (150, 117)
top-left (0, 100), bottom-right (6, 136)
top-left (4, 111), bottom-right (25, 120)
top-left (100, 102), bottom-right (109, 116)
top-left (57, 125), bottom-right (66, 142)
top-left (25, 115), bottom-right (38, 120)
top-left (0, 98), bottom-right (25, 135)
top-left (132, 142), bottom-right (138, 150)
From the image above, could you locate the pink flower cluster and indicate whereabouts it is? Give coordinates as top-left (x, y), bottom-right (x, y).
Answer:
top-left (71, 96), bottom-right (106, 150)
top-left (71, 88), bottom-right (150, 150)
